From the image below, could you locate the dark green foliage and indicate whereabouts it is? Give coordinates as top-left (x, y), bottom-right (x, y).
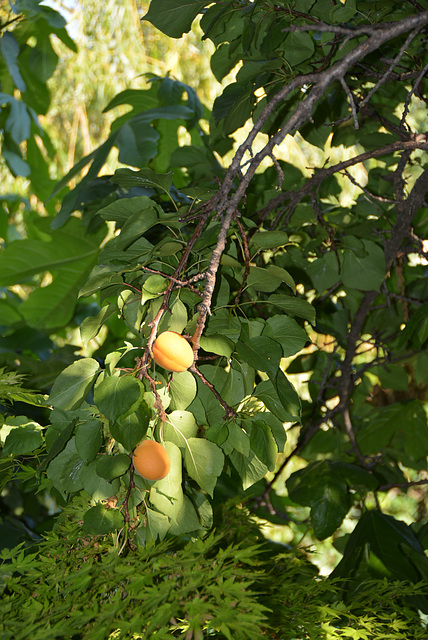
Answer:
top-left (0, 504), bottom-right (427, 640)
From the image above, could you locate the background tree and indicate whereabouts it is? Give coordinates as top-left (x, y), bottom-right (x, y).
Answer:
top-left (1, 0), bottom-right (428, 638)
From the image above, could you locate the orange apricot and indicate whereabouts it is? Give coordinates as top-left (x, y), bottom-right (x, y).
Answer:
top-left (151, 331), bottom-right (194, 372)
top-left (132, 439), bottom-right (170, 481)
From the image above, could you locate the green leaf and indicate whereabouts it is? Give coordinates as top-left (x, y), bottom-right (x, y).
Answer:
top-left (332, 510), bottom-right (428, 583)
top-left (307, 252), bottom-right (341, 292)
top-left (356, 400), bottom-right (428, 468)
top-left (150, 441), bottom-right (183, 523)
top-left (250, 422), bottom-right (278, 471)
top-left (110, 403), bottom-right (151, 452)
top-left (80, 304), bottom-right (117, 344)
top-left (254, 378), bottom-right (295, 422)
top-left (199, 335), bottom-right (233, 358)
top-left (49, 358), bottom-right (101, 410)
top-left (330, 0), bottom-right (356, 23)
top-left (96, 453), bottom-right (130, 481)
top-left (0, 93), bottom-right (31, 144)
top-left (184, 438), bottom-right (224, 496)
top-left (2, 418), bottom-right (43, 455)
top-left (250, 230), bottom-right (289, 250)
top-left (247, 266), bottom-right (284, 293)
top-left (229, 449), bottom-right (269, 491)
top-left (225, 421), bottom-right (250, 456)
top-left (93, 374), bottom-right (143, 424)
top-left (213, 81), bottom-right (256, 134)
top-left (1, 33), bottom-right (26, 92)
top-left (0, 217), bottom-right (99, 329)
top-left (83, 502), bottom-right (124, 535)
top-left (144, 507), bottom-right (171, 543)
top-left (143, 0), bottom-right (210, 38)
top-left (273, 370), bottom-right (301, 421)
top-left (80, 460), bottom-right (120, 501)
top-left (268, 294), bottom-right (316, 325)
top-left (249, 413), bottom-right (287, 452)
top-left (236, 336), bottom-right (282, 378)
top-left (75, 418), bottom-right (103, 464)
top-left (169, 371), bottom-right (197, 411)
top-left (158, 297), bottom-right (188, 334)
top-left (206, 309), bottom-right (241, 342)
top-left (283, 32), bottom-right (315, 66)
top-left (287, 461), bottom-right (349, 539)
top-left (164, 410), bottom-right (198, 450)
top-left (110, 167), bottom-right (174, 195)
top-left (341, 240), bottom-right (385, 291)
top-left (263, 315), bottom-right (308, 357)
top-left (46, 438), bottom-right (85, 498)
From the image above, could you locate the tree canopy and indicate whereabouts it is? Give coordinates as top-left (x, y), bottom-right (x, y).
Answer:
top-left (1, 1), bottom-right (428, 638)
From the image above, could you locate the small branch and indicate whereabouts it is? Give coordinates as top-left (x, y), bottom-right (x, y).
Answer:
top-left (342, 407), bottom-right (367, 467)
top-left (137, 265), bottom-right (204, 296)
top-left (123, 458), bottom-right (136, 525)
top-left (399, 62), bottom-right (428, 129)
top-left (340, 77), bottom-right (359, 129)
top-left (190, 365), bottom-right (237, 420)
top-left (378, 478), bottom-right (428, 491)
top-left (360, 28), bottom-right (420, 108)
top-left (342, 169), bottom-right (399, 205)
top-left (233, 214), bottom-right (251, 306)
top-left (192, 207), bottom-right (236, 351)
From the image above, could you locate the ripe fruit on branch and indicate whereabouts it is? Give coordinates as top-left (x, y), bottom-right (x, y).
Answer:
top-left (132, 439), bottom-right (170, 481)
top-left (152, 331), bottom-right (194, 372)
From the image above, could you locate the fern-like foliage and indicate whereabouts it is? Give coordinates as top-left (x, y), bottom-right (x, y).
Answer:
top-left (0, 368), bottom-right (46, 409)
top-left (0, 502), bottom-right (426, 640)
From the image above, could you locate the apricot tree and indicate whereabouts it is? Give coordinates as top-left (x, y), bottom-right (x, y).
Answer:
top-left (1, 0), bottom-right (428, 619)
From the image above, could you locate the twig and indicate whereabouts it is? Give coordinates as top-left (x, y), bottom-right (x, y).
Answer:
top-left (190, 365), bottom-right (237, 420)
top-left (233, 214), bottom-right (251, 306)
top-left (139, 264), bottom-right (205, 296)
top-left (342, 407), bottom-right (367, 467)
top-left (399, 61), bottom-right (428, 128)
top-left (360, 28), bottom-right (420, 107)
top-left (340, 77), bottom-right (359, 129)
top-left (378, 479), bottom-right (428, 491)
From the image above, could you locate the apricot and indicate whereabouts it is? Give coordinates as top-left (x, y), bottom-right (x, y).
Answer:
top-left (132, 439), bottom-right (170, 481)
top-left (151, 331), bottom-right (194, 372)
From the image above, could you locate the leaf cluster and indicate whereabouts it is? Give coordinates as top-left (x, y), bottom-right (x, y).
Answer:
top-left (0, 506), bottom-right (426, 640)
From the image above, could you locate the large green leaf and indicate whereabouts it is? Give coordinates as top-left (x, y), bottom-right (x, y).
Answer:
top-left (150, 441), bottom-right (184, 523)
top-left (49, 358), bottom-right (101, 411)
top-left (184, 438), bottom-right (224, 496)
top-left (0, 217), bottom-right (99, 328)
top-left (268, 294), bottom-right (316, 325)
top-left (341, 239), bottom-right (386, 291)
top-left (83, 503), bottom-right (124, 536)
top-left (332, 510), bottom-right (428, 584)
top-left (143, 0), bottom-right (209, 38)
top-left (46, 437), bottom-right (85, 498)
top-left (236, 336), bottom-right (282, 378)
top-left (263, 315), bottom-right (308, 357)
top-left (75, 418), bottom-right (103, 464)
top-left (109, 403), bottom-right (151, 453)
top-left (93, 374), bottom-right (144, 424)
top-left (2, 418), bottom-right (43, 455)
top-left (164, 410), bottom-right (199, 450)
top-left (287, 461), bottom-right (350, 539)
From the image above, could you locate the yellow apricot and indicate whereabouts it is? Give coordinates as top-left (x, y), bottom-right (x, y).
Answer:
top-left (132, 439), bottom-right (170, 481)
top-left (151, 331), bottom-right (194, 372)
